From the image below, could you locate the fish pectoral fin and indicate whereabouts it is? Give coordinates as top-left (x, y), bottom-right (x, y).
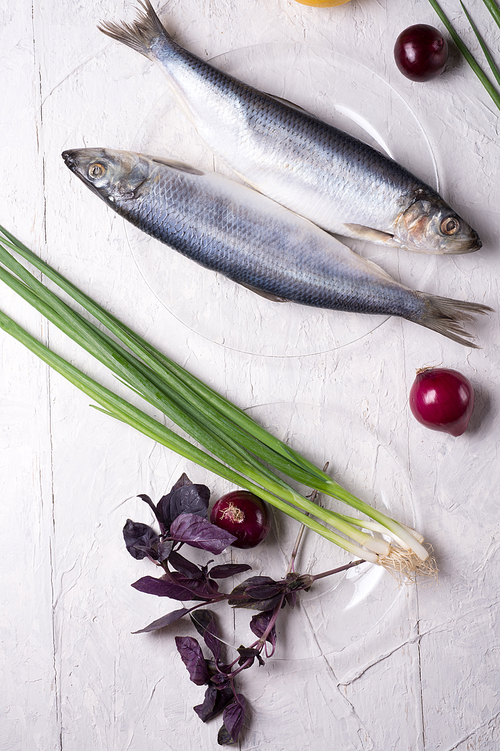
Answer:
top-left (239, 281), bottom-right (289, 303)
top-left (342, 223), bottom-right (400, 246)
top-left (264, 92), bottom-right (321, 121)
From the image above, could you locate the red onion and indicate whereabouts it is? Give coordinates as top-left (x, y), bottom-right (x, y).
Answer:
top-left (394, 24), bottom-right (449, 82)
top-left (210, 490), bottom-right (271, 548)
top-left (409, 367), bottom-right (474, 436)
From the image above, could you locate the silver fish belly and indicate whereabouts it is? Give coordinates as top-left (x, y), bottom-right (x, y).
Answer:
top-left (62, 147), bottom-right (490, 346)
top-left (98, 0), bottom-right (482, 255)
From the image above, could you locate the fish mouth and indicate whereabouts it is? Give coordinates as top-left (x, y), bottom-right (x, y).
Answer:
top-left (451, 223), bottom-right (483, 253)
top-left (449, 234), bottom-right (483, 254)
top-left (61, 149), bottom-right (88, 185)
top-left (61, 149), bottom-right (79, 171)
top-left (61, 149), bottom-right (105, 201)
top-left (469, 235), bottom-right (483, 253)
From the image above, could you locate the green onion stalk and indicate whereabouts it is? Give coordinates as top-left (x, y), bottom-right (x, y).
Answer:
top-left (426, 0), bottom-right (500, 111)
top-left (0, 225), bottom-right (433, 577)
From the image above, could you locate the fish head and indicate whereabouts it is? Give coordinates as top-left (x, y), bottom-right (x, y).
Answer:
top-left (394, 195), bottom-right (482, 254)
top-left (62, 148), bottom-right (151, 205)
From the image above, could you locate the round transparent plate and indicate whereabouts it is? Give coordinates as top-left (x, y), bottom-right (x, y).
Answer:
top-left (128, 43), bottom-right (439, 356)
top-left (162, 401), bottom-right (420, 660)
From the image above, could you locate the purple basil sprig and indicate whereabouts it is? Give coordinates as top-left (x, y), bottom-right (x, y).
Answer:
top-left (124, 474), bottom-right (366, 745)
top-left (171, 572), bottom-right (326, 744)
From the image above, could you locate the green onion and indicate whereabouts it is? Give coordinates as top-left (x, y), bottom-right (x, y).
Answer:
top-left (426, 0), bottom-right (500, 110)
top-left (0, 225), bottom-right (431, 572)
top-left (461, 1), bottom-right (500, 88)
top-left (482, 0), bottom-right (500, 27)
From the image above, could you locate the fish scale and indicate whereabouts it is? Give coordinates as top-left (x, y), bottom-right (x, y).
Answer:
top-left (98, 0), bottom-right (482, 255)
top-left (62, 148), bottom-right (490, 346)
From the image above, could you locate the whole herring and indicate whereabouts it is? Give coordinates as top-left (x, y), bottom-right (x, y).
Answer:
top-left (62, 147), bottom-right (490, 347)
top-left (98, 0), bottom-right (482, 255)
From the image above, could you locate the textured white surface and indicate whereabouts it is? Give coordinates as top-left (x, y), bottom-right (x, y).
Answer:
top-left (1, 1), bottom-right (499, 749)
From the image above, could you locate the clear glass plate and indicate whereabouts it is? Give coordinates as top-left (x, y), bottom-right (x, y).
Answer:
top-left (163, 401), bottom-right (420, 660)
top-left (127, 43), bottom-right (439, 357)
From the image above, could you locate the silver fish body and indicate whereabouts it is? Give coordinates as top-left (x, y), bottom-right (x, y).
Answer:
top-left (99, 0), bottom-right (482, 255)
top-left (62, 147), bottom-right (490, 346)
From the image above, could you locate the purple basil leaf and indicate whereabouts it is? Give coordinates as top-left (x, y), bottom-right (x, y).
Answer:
top-left (217, 724), bottom-right (233, 746)
top-left (132, 608), bottom-right (190, 634)
top-left (209, 563), bottom-right (252, 579)
top-left (190, 608), bottom-right (216, 638)
top-left (157, 539), bottom-right (174, 562)
top-left (244, 577), bottom-right (284, 599)
top-left (157, 474), bottom-right (210, 528)
top-left (249, 611), bottom-right (277, 648)
top-left (285, 590), bottom-right (298, 608)
top-left (234, 575), bottom-right (277, 588)
top-left (131, 575), bottom-right (176, 597)
top-left (246, 584), bottom-right (283, 599)
top-left (169, 483), bottom-right (210, 518)
top-left (170, 513), bottom-right (236, 554)
top-left (137, 493), bottom-right (160, 519)
top-left (190, 609), bottom-right (221, 662)
top-left (122, 519), bottom-right (159, 560)
top-left (194, 685), bottom-right (217, 722)
top-left (169, 473), bottom-right (193, 492)
top-left (211, 671), bottom-right (231, 689)
top-left (173, 473), bottom-right (193, 489)
top-left (237, 645), bottom-right (264, 667)
top-left (155, 474), bottom-right (192, 527)
top-left (169, 571), bottom-right (219, 600)
top-left (194, 685), bottom-right (234, 723)
top-left (219, 696), bottom-right (246, 745)
top-left (175, 636), bottom-right (210, 686)
top-left (235, 593), bottom-right (283, 612)
top-left (228, 576), bottom-right (285, 611)
top-left (131, 574), bottom-right (212, 601)
top-left (168, 550), bottom-right (204, 579)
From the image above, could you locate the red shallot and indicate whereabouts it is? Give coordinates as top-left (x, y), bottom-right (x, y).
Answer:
top-left (210, 490), bottom-right (271, 549)
top-left (394, 24), bottom-right (449, 82)
top-left (409, 367), bottom-right (474, 436)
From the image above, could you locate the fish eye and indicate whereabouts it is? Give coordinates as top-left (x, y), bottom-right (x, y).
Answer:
top-left (88, 162), bottom-right (106, 180)
top-left (441, 216), bottom-right (460, 235)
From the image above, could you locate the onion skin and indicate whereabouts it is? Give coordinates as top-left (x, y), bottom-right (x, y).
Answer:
top-left (394, 25), bottom-right (449, 82)
top-left (409, 368), bottom-right (474, 436)
top-left (210, 490), bottom-right (271, 549)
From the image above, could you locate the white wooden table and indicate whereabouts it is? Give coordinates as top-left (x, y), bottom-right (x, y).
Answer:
top-left (1, 1), bottom-right (499, 749)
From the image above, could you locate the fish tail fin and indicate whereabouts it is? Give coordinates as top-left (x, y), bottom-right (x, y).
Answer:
top-left (417, 293), bottom-right (493, 348)
top-left (98, 0), bottom-right (169, 59)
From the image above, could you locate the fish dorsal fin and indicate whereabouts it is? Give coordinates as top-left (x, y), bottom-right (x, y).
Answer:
top-left (150, 156), bottom-right (204, 175)
top-left (342, 223), bottom-right (400, 246)
top-left (239, 281), bottom-right (289, 303)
